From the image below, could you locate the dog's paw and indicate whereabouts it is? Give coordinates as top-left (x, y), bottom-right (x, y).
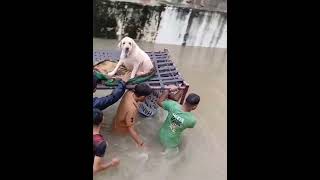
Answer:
top-left (108, 72), bottom-right (115, 77)
top-left (136, 71), bottom-right (145, 76)
top-left (130, 75), bottom-right (136, 79)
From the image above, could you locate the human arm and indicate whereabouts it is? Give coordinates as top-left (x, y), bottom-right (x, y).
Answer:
top-left (93, 80), bottom-right (126, 110)
top-left (157, 85), bottom-right (179, 108)
top-left (125, 112), bottom-right (144, 147)
top-left (93, 157), bottom-right (120, 174)
top-left (157, 89), bottom-right (170, 108)
top-left (93, 141), bottom-right (120, 174)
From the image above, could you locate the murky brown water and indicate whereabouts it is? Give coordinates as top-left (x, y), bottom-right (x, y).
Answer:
top-left (93, 38), bottom-right (227, 180)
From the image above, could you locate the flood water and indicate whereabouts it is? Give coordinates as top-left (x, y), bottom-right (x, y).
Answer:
top-left (93, 38), bottom-right (227, 180)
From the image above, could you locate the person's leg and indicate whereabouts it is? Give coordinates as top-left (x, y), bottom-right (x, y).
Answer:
top-left (161, 147), bottom-right (179, 158)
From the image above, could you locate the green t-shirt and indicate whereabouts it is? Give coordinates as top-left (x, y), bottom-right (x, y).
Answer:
top-left (159, 100), bottom-right (196, 148)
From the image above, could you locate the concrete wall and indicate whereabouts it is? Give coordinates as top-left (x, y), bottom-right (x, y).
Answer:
top-left (93, 0), bottom-right (227, 48)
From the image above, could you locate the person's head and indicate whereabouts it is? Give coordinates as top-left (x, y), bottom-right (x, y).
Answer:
top-left (133, 83), bottom-right (152, 102)
top-left (185, 93), bottom-right (200, 111)
top-left (93, 108), bottom-right (104, 128)
top-left (93, 73), bottom-right (98, 93)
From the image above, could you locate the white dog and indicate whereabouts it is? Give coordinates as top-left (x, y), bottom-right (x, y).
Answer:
top-left (107, 37), bottom-right (154, 79)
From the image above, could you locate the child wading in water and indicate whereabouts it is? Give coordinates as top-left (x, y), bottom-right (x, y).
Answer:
top-left (93, 108), bottom-right (120, 174)
top-left (112, 83), bottom-right (152, 148)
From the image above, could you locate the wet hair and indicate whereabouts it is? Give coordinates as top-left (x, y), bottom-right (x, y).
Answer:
top-left (134, 83), bottom-right (152, 97)
top-left (93, 73), bottom-right (98, 91)
top-left (93, 108), bottom-right (103, 126)
top-left (185, 93), bottom-right (200, 106)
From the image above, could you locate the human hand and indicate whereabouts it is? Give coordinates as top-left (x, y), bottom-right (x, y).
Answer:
top-left (136, 142), bottom-right (150, 152)
top-left (142, 144), bottom-right (150, 153)
top-left (165, 85), bottom-right (179, 92)
top-left (121, 73), bottom-right (131, 83)
top-left (136, 141), bottom-right (144, 148)
top-left (111, 158), bottom-right (120, 167)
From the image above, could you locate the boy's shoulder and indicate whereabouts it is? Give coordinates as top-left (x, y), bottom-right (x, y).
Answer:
top-left (164, 99), bottom-right (179, 105)
top-left (119, 91), bottom-right (139, 112)
top-left (163, 100), bottom-right (181, 111)
top-left (122, 91), bottom-right (136, 104)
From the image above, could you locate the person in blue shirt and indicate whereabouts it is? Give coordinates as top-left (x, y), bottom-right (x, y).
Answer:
top-left (93, 73), bottom-right (129, 110)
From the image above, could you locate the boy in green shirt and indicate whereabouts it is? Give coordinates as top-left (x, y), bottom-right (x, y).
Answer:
top-left (157, 85), bottom-right (200, 153)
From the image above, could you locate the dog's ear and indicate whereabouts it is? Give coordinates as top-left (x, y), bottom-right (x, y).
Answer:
top-left (131, 39), bottom-right (137, 49)
top-left (117, 40), bottom-right (122, 49)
